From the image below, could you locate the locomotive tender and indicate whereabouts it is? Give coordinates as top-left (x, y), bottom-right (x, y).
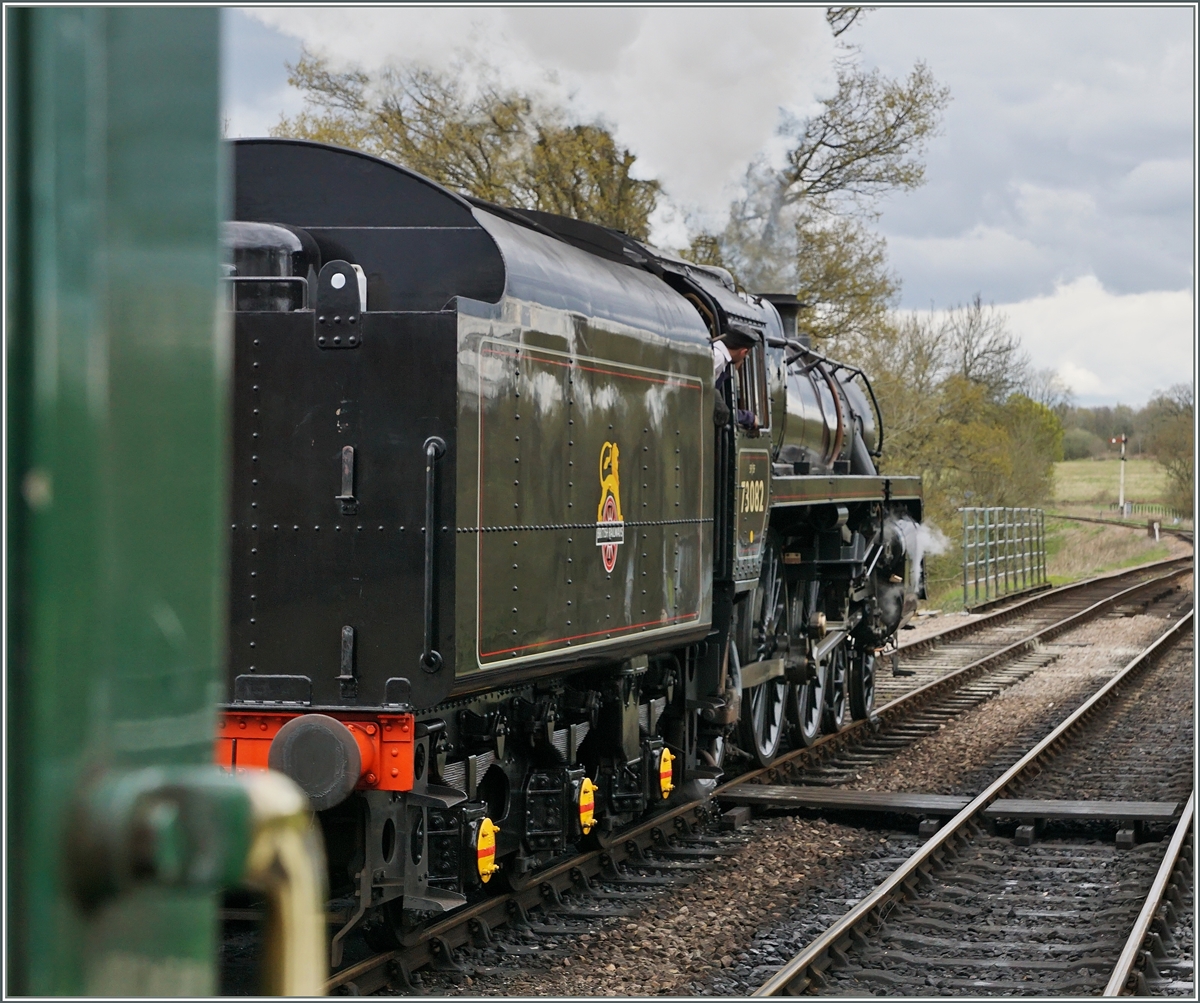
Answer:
top-left (217, 139), bottom-right (923, 954)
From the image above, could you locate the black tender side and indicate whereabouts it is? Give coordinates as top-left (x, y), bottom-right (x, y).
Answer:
top-left (232, 139), bottom-right (505, 310)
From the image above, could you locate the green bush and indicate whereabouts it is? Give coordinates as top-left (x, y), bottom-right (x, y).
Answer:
top-left (1062, 426), bottom-right (1104, 460)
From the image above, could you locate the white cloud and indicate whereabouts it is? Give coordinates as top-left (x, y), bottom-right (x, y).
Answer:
top-left (224, 83), bottom-right (303, 138)
top-left (223, 8), bottom-right (1193, 321)
top-left (1012, 183), bottom-right (1097, 232)
top-left (888, 224), bottom-right (1052, 297)
top-left (1108, 158), bottom-right (1193, 215)
top-left (1000, 276), bottom-right (1194, 406)
top-left (854, 7), bottom-right (1193, 305)
top-left (242, 7), bottom-right (836, 228)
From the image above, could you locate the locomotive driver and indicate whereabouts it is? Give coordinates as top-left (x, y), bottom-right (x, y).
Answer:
top-left (712, 324), bottom-right (760, 431)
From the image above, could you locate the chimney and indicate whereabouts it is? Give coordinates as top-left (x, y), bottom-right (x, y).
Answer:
top-left (760, 293), bottom-right (809, 348)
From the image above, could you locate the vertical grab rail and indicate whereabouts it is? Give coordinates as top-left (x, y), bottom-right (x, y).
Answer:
top-left (420, 436), bottom-right (447, 673)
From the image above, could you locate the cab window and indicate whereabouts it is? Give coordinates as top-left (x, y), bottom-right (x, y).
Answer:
top-left (735, 342), bottom-right (771, 433)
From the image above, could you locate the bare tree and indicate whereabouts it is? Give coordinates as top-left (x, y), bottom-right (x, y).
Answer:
top-left (1022, 367), bottom-right (1074, 414)
top-left (826, 7), bottom-right (871, 38)
top-left (775, 62), bottom-right (949, 217)
top-left (1145, 384), bottom-right (1194, 513)
top-left (942, 294), bottom-right (1031, 402)
top-left (698, 50), bottom-right (948, 316)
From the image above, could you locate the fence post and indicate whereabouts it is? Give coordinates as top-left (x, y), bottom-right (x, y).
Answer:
top-left (979, 508), bottom-right (988, 602)
top-left (961, 508), bottom-right (968, 608)
top-left (1017, 509), bottom-right (1024, 591)
top-left (1006, 509), bottom-right (1011, 592)
top-left (1021, 508), bottom-right (1028, 591)
top-left (1003, 508), bottom-right (1009, 595)
top-left (1008, 508), bottom-right (1015, 594)
top-left (995, 508), bottom-right (1002, 599)
top-left (1017, 506), bottom-right (1027, 592)
top-left (1033, 509), bottom-right (1039, 584)
top-left (1027, 509), bottom-right (1033, 588)
top-left (1036, 510), bottom-right (1042, 584)
top-left (1035, 510), bottom-right (1041, 584)
top-left (973, 509), bottom-right (981, 604)
top-left (986, 508), bottom-right (993, 602)
top-left (1040, 510), bottom-right (1046, 584)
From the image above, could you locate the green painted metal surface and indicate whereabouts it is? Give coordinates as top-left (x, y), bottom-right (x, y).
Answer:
top-left (6, 8), bottom-right (231, 994)
top-left (768, 474), bottom-right (923, 507)
top-left (455, 313), bottom-right (714, 678)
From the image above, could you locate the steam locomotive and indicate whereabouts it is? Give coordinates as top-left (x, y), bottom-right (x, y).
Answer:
top-left (217, 139), bottom-right (923, 956)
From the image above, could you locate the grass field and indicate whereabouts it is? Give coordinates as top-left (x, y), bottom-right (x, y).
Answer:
top-left (921, 456), bottom-right (1187, 613)
top-left (1053, 457), bottom-right (1169, 506)
top-left (1042, 515), bottom-right (1179, 585)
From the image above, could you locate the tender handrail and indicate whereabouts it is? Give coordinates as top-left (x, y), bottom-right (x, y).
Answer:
top-left (420, 436), bottom-right (447, 673)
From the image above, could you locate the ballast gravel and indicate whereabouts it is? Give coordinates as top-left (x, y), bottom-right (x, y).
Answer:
top-left (843, 598), bottom-right (1192, 799)
top-left (403, 597), bottom-right (1191, 997)
top-left (406, 815), bottom-right (886, 996)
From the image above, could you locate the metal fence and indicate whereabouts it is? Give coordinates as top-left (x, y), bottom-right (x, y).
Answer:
top-left (1108, 502), bottom-right (1188, 522)
top-left (961, 507), bottom-right (1047, 607)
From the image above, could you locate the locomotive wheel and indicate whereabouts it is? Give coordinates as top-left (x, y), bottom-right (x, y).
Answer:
top-left (822, 643), bottom-right (848, 734)
top-left (849, 649), bottom-right (876, 720)
top-left (736, 642), bottom-right (787, 767)
top-left (736, 540), bottom-right (790, 767)
top-left (789, 667), bottom-right (825, 747)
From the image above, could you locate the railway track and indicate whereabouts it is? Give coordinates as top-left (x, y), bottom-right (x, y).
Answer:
top-left (883, 555), bottom-right (1192, 699)
top-left (216, 556), bottom-right (1191, 995)
top-left (754, 610), bottom-right (1194, 997)
top-left (1047, 511), bottom-right (1194, 543)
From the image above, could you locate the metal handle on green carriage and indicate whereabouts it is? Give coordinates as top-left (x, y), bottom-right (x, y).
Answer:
top-left (68, 765), bottom-right (327, 996)
top-left (238, 770), bottom-right (327, 995)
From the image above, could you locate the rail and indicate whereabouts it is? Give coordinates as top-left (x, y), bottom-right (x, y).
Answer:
top-left (754, 609), bottom-right (1194, 996)
top-left (1104, 789), bottom-right (1195, 995)
top-left (910, 552), bottom-right (1191, 655)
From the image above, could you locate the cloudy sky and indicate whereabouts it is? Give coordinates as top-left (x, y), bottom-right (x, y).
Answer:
top-left (222, 6), bottom-right (1195, 407)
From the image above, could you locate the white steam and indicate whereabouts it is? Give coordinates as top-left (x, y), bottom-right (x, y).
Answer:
top-left (916, 520), bottom-right (951, 561)
top-left (895, 516), bottom-right (951, 591)
top-left (243, 7), bottom-right (837, 241)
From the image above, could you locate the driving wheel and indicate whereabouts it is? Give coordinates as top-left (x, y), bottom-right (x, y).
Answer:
top-left (823, 642), bottom-right (848, 734)
top-left (849, 648), bottom-right (876, 720)
top-left (737, 540), bottom-right (789, 767)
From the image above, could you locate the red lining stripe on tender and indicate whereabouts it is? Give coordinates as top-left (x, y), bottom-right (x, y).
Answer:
top-left (480, 612), bottom-right (700, 659)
